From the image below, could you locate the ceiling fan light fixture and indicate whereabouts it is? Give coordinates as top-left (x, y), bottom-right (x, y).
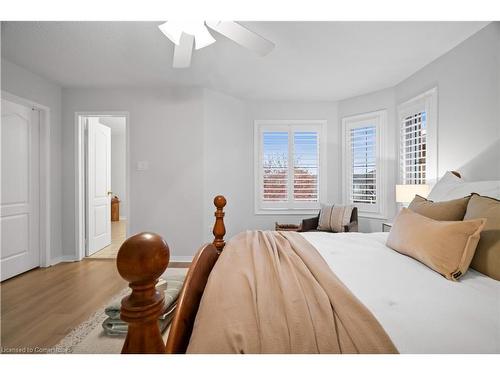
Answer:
top-left (158, 20), bottom-right (275, 68)
top-left (158, 21), bottom-right (215, 50)
top-left (158, 21), bottom-right (183, 45)
top-left (194, 24), bottom-right (216, 50)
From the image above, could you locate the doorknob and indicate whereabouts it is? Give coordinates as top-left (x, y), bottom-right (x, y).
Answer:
top-left (107, 191), bottom-right (113, 196)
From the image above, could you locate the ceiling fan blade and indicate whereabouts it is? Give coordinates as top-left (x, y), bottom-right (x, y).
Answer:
top-left (173, 32), bottom-right (194, 68)
top-left (205, 21), bottom-right (274, 56)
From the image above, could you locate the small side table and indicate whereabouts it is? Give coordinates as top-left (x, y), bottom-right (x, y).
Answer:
top-left (275, 222), bottom-right (301, 232)
top-left (382, 222), bottom-right (393, 232)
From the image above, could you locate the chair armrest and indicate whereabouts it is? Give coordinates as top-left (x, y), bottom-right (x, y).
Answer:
top-left (344, 207), bottom-right (359, 232)
top-left (344, 221), bottom-right (358, 232)
top-left (299, 215), bottom-right (319, 232)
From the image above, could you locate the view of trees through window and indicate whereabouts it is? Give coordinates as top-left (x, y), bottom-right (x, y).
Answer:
top-left (262, 131), bottom-right (319, 202)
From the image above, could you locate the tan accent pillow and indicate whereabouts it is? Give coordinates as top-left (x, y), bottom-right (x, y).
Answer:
top-left (386, 208), bottom-right (486, 280)
top-left (331, 205), bottom-right (354, 232)
top-left (464, 194), bottom-right (500, 281)
top-left (317, 204), bottom-right (353, 232)
top-left (317, 204), bottom-right (334, 231)
top-left (408, 194), bottom-right (470, 221)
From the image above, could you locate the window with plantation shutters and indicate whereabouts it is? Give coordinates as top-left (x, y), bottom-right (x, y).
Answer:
top-left (255, 121), bottom-right (326, 214)
top-left (401, 112), bottom-right (427, 184)
top-left (342, 110), bottom-right (387, 217)
top-left (349, 126), bottom-right (377, 205)
top-left (398, 88), bottom-right (437, 187)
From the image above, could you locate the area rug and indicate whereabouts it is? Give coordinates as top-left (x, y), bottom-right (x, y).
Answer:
top-left (52, 268), bottom-right (188, 354)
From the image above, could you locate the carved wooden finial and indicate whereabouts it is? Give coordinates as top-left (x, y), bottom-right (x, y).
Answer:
top-left (213, 195), bottom-right (227, 252)
top-left (116, 232), bottom-right (170, 354)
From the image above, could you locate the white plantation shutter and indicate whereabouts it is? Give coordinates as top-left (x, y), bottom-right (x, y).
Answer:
top-left (400, 112), bottom-right (427, 184)
top-left (349, 126), bottom-right (377, 205)
top-left (398, 88), bottom-right (437, 186)
top-left (342, 110), bottom-right (386, 217)
top-left (293, 132), bottom-right (319, 202)
top-left (262, 131), bottom-right (288, 202)
top-left (255, 122), bottom-right (325, 213)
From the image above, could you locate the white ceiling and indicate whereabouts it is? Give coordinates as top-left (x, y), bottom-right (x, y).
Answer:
top-left (1, 21), bottom-right (488, 101)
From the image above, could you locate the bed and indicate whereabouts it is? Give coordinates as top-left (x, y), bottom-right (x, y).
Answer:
top-left (302, 231), bottom-right (500, 353)
top-left (116, 193), bottom-right (500, 354)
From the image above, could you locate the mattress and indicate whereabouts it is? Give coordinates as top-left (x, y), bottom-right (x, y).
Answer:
top-left (300, 231), bottom-right (500, 354)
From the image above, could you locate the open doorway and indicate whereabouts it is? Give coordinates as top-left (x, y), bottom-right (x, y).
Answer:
top-left (75, 113), bottom-right (129, 260)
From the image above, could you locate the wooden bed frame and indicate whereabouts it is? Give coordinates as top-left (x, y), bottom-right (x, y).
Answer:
top-left (116, 195), bottom-right (227, 354)
top-left (116, 172), bottom-right (463, 354)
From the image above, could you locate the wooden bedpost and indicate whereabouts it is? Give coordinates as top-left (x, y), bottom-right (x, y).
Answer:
top-left (116, 232), bottom-right (170, 354)
top-left (213, 195), bottom-right (227, 252)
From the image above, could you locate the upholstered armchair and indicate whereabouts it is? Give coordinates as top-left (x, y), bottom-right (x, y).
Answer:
top-left (298, 207), bottom-right (359, 233)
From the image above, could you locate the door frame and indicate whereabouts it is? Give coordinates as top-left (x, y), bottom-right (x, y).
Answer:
top-left (1, 90), bottom-right (52, 267)
top-left (74, 111), bottom-right (130, 260)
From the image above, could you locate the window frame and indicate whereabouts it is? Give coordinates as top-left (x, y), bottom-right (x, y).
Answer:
top-left (397, 87), bottom-right (438, 186)
top-left (342, 110), bottom-right (387, 219)
top-left (254, 120), bottom-right (327, 215)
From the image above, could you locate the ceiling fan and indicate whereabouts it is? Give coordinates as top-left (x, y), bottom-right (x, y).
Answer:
top-left (158, 21), bottom-right (275, 68)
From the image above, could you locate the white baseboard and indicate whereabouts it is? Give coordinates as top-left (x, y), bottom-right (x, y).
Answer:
top-left (49, 255), bottom-right (79, 266)
top-left (49, 254), bottom-right (191, 266)
top-left (169, 256), bottom-right (193, 263)
top-left (61, 255), bottom-right (79, 262)
top-left (49, 257), bottom-right (62, 266)
top-left (119, 216), bottom-right (127, 221)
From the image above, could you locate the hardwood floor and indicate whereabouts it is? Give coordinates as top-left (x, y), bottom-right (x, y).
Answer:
top-left (0, 259), bottom-right (189, 352)
top-left (1, 259), bottom-right (126, 351)
top-left (88, 220), bottom-right (126, 259)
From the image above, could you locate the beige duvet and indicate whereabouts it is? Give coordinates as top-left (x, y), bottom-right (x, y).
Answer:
top-left (187, 231), bottom-right (397, 354)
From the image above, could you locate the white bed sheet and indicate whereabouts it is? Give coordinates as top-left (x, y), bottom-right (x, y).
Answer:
top-left (300, 231), bottom-right (500, 353)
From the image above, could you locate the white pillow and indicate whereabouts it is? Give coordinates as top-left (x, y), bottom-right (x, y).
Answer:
top-left (426, 172), bottom-right (462, 201)
top-left (427, 171), bottom-right (500, 201)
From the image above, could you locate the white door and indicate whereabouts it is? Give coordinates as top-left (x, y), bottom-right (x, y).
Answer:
top-left (86, 118), bottom-right (112, 255)
top-left (1, 99), bottom-right (40, 281)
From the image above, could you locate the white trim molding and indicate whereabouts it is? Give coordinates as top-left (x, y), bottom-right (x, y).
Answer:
top-left (397, 87), bottom-right (438, 185)
top-left (74, 111), bottom-right (130, 261)
top-left (254, 120), bottom-right (327, 215)
top-left (342, 110), bottom-right (388, 219)
top-left (49, 255), bottom-right (79, 265)
top-left (1, 90), bottom-right (53, 267)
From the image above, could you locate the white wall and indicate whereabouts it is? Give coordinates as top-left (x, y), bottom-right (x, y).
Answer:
top-left (203, 89), bottom-right (340, 241)
top-left (395, 22), bottom-right (500, 181)
top-left (6, 22), bottom-right (498, 265)
top-left (62, 88), bottom-right (205, 260)
top-left (1, 58), bottom-right (63, 262)
top-left (61, 88), bottom-right (340, 260)
top-left (62, 20), bottom-right (499, 260)
top-left (336, 22), bottom-right (500, 231)
top-left (203, 89), bottom-right (248, 242)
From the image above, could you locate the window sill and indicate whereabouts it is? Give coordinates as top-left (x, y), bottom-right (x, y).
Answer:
top-left (255, 209), bottom-right (320, 216)
top-left (357, 211), bottom-right (388, 220)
